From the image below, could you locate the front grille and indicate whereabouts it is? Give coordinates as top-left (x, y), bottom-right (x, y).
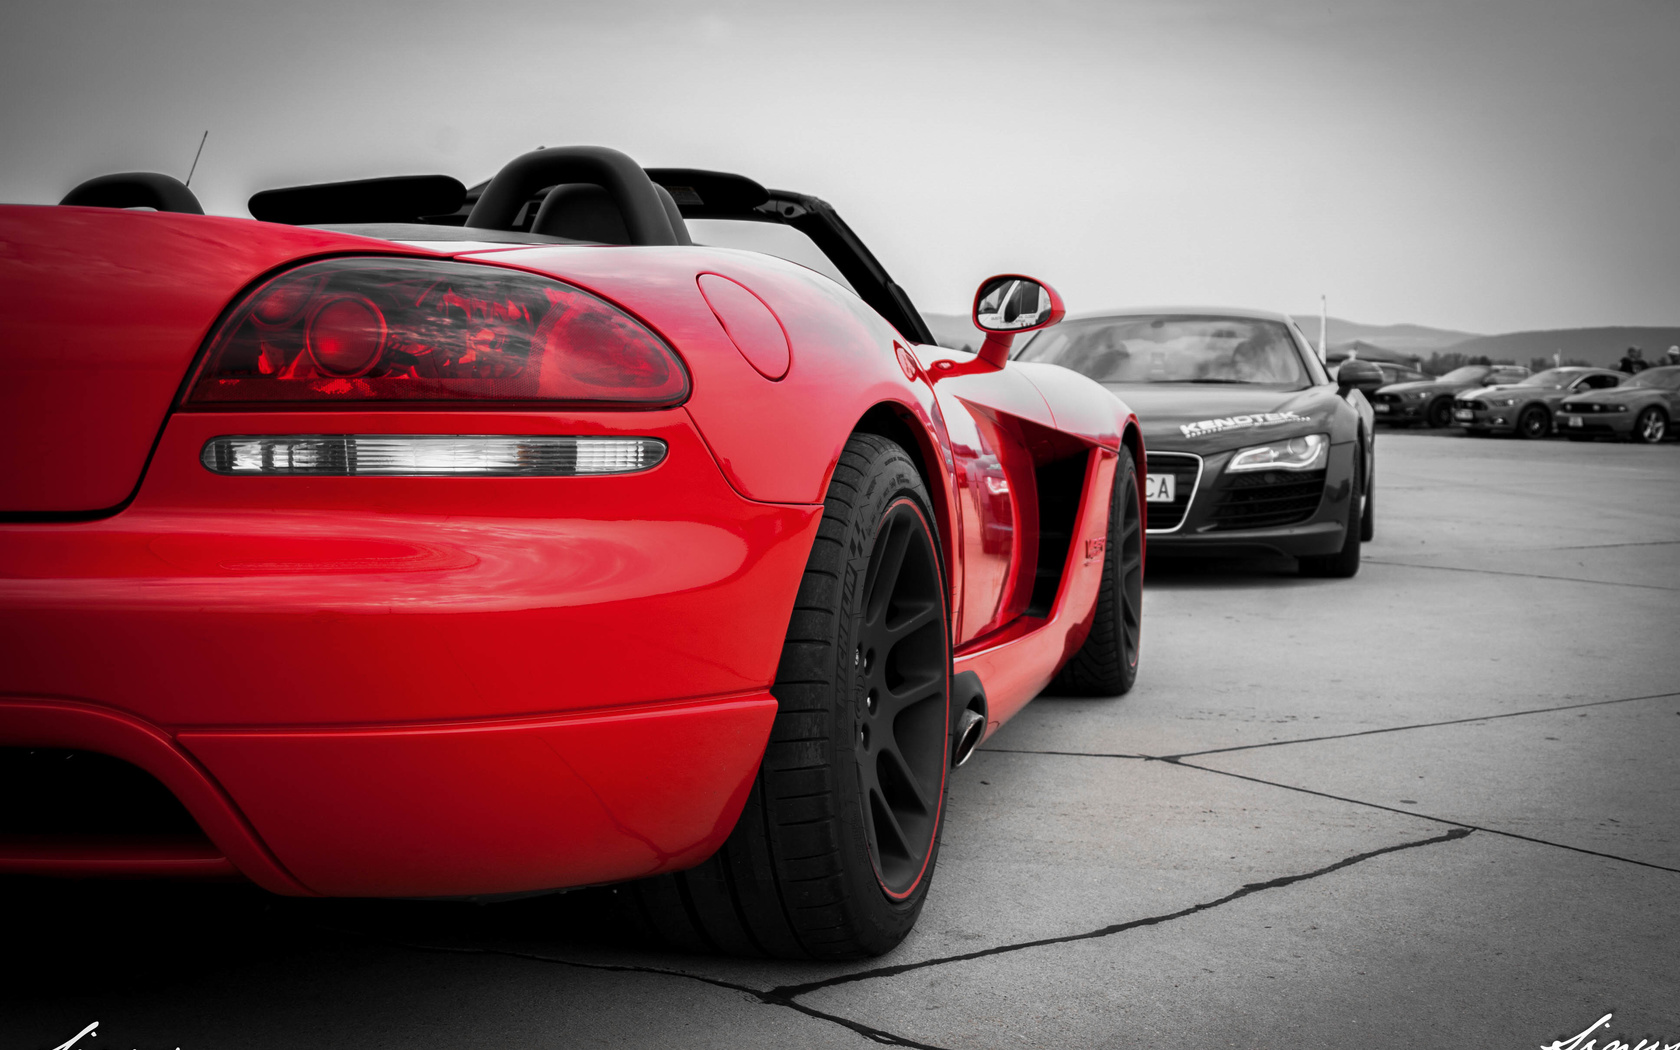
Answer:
top-left (1207, 469), bottom-right (1327, 531)
top-left (1561, 403), bottom-right (1617, 414)
top-left (1144, 452), bottom-right (1201, 532)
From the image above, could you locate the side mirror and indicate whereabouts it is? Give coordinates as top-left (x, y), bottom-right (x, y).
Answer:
top-left (972, 274), bottom-right (1065, 369)
top-left (1336, 359), bottom-right (1385, 396)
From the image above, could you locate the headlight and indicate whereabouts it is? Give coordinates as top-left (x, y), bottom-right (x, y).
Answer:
top-left (1488, 397), bottom-right (1516, 407)
top-left (1227, 433), bottom-right (1328, 472)
top-left (1404, 391), bottom-right (1429, 401)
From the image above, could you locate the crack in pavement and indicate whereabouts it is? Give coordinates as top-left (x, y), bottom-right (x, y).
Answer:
top-left (313, 828), bottom-right (1481, 1044)
top-left (767, 827), bottom-right (1472, 1001)
top-left (314, 923), bottom-right (955, 1049)
top-left (978, 686), bottom-right (1680, 876)
top-left (979, 690), bottom-right (1677, 762)
top-left (1362, 558), bottom-right (1680, 592)
top-left (1165, 759), bottom-right (1680, 875)
top-left (1159, 689), bottom-right (1680, 760)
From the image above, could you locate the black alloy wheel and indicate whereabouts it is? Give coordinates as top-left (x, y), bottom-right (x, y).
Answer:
top-left (1634, 407), bottom-right (1668, 444)
top-left (1047, 448), bottom-right (1143, 696)
top-left (1427, 398), bottom-right (1455, 429)
top-left (625, 434), bottom-right (951, 959)
top-left (1516, 405), bottom-right (1550, 440)
top-left (854, 498), bottom-right (951, 896)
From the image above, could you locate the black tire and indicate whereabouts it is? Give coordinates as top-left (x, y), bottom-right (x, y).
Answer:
top-left (1359, 446), bottom-right (1375, 542)
top-left (1516, 405), bottom-right (1549, 440)
top-left (1633, 407), bottom-right (1668, 444)
top-left (1048, 448), bottom-right (1143, 696)
top-left (1299, 446), bottom-right (1363, 578)
top-left (1426, 398), bottom-right (1455, 429)
top-left (628, 434), bottom-right (951, 959)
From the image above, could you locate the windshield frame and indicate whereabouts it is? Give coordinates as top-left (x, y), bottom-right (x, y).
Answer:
top-left (1517, 368), bottom-right (1583, 388)
top-left (1436, 365), bottom-right (1492, 384)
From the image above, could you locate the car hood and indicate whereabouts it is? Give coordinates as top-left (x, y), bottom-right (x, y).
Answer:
top-left (1463, 384), bottom-right (1560, 401)
top-left (1561, 386), bottom-right (1657, 403)
top-left (1101, 383), bottom-right (1341, 452)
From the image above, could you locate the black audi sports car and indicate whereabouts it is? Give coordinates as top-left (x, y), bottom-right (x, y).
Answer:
top-left (1556, 365), bottom-right (1680, 443)
top-left (1453, 367), bottom-right (1623, 438)
top-left (1015, 308), bottom-right (1374, 577)
top-left (1371, 363), bottom-right (1531, 428)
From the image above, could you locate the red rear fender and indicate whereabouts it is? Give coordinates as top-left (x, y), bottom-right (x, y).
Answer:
top-left (0, 207), bottom-right (430, 514)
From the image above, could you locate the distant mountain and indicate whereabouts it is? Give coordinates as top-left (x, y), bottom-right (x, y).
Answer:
top-left (1444, 328), bottom-right (1680, 370)
top-left (1287, 315), bottom-right (1479, 357)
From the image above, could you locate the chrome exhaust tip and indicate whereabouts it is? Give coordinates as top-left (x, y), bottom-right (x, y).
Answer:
top-left (952, 708), bottom-right (985, 768)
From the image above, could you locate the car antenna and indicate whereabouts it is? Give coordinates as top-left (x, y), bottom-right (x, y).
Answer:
top-left (184, 130), bottom-right (209, 187)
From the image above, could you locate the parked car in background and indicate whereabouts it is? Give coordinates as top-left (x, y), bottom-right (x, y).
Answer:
top-left (1370, 363), bottom-right (1531, 428)
top-left (1016, 308), bottom-right (1374, 578)
top-left (1556, 365), bottom-right (1680, 443)
top-left (1453, 367), bottom-right (1624, 438)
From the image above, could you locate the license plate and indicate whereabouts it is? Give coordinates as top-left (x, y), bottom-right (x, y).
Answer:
top-left (1454, 408), bottom-right (1474, 420)
top-left (1568, 416), bottom-right (1583, 428)
top-left (1374, 403), bottom-right (1390, 413)
top-left (1144, 473), bottom-right (1176, 503)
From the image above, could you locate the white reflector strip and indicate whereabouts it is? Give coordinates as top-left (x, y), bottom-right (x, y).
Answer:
top-left (201, 436), bottom-right (667, 476)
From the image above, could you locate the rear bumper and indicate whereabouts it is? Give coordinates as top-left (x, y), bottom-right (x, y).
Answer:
top-left (0, 694), bottom-right (775, 896)
top-left (0, 408), bottom-right (816, 895)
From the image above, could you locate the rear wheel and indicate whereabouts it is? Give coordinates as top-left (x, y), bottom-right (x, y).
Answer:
top-left (628, 434), bottom-right (950, 959)
top-left (1048, 449), bottom-right (1143, 696)
top-left (1516, 405), bottom-right (1549, 439)
top-left (1634, 407), bottom-right (1668, 444)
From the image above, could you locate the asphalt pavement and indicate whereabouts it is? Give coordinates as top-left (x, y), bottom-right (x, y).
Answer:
top-left (6, 430), bottom-right (1678, 1050)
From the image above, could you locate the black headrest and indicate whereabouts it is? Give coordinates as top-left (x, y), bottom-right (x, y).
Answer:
top-left (530, 184), bottom-right (693, 246)
top-left (467, 146), bottom-right (682, 246)
top-left (61, 172), bottom-right (204, 214)
top-left (532, 184), bottom-right (631, 244)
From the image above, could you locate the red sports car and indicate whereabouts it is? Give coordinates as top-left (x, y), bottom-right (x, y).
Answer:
top-left (0, 147), bottom-right (1145, 958)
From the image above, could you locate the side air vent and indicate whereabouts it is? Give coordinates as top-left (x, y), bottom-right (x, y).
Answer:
top-left (1026, 451), bottom-right (1090, 618)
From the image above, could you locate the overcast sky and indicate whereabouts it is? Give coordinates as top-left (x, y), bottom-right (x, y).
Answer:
top-left (2, 0), bottom-right (1674, 333)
